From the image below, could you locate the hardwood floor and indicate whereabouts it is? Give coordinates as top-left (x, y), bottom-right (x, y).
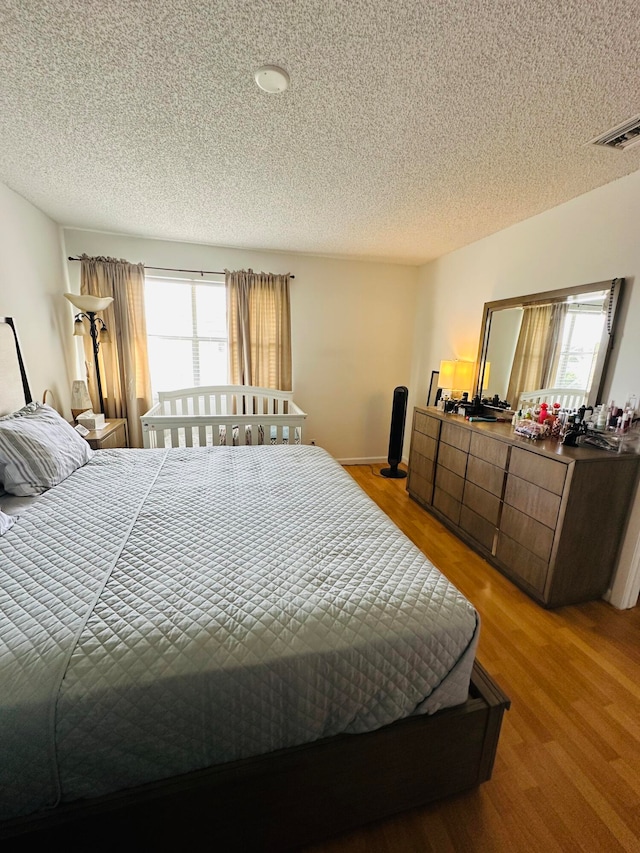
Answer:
top-left (306, 464), bottom-right (640, 853)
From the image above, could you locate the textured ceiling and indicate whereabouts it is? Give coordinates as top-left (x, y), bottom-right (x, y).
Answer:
top-left (1, 0), bottom-right (640, 264)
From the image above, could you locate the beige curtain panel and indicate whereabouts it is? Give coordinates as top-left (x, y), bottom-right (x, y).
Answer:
top-left (541, 302), bottom-right (569, 389)
top-left (225, 269), bottom-right (292, 391)
top-left (506, 304), bottom-right (553, 408)
top-left (80, 254), bottom-right (152, 448)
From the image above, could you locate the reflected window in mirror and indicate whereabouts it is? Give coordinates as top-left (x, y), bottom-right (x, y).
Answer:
top-left (555, 298), bottom-right (606, 390)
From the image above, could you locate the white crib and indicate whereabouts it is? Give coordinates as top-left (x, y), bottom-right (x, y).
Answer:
top-left (518, 388), bottom-right (588, 411)
top-left (141, 385), bottom-right (307, 449)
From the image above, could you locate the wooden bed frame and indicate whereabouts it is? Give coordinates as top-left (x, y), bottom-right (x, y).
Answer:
top-left (1, 320), bottom-right (510, 850)
top-left (0, 317), bottom-right (32, 416)
top-left (2, 662), bottom-right (509, 850)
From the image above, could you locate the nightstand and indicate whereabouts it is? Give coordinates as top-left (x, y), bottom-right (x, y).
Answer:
top-left (83, 418), bottom-right (129, 450)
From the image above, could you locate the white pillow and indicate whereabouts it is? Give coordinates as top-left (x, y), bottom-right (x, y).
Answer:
top-left (0, 403), bottom-right (93, 496)
top-left (0, 508), bottom-right (16, 535)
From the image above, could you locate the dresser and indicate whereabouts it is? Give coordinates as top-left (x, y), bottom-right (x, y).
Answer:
top-left (407, 407), bottom-right (640, 607)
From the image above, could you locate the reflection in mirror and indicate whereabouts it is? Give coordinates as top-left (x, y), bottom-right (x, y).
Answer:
top-left (476, 279), bottom-right (623, 410)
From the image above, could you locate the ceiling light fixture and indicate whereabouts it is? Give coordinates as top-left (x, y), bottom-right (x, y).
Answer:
top-left (254, 65), bottom-right (290, 94)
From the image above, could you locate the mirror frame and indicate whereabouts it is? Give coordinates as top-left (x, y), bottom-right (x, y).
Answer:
top-left (474, 278), bottom-right (624, 409)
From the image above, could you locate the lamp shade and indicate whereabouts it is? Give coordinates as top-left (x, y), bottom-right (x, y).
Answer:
top-left (73, 317), bottom-right (87, 336)
top-left (438, 360), bottom-right (457, 389)
top-left (70, 379), bottom-right (93, 420)
top-left (438, 359), bottom-right (475, 395)
top-left (64, 293), bottom-right (114, 312)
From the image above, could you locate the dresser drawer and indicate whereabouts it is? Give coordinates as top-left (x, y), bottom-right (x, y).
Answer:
top-left (466, 454), bottom-right (505, 498)
top-left (414, 411), bottom-right (440, 440)
top-left (408, 470), bottom-right (433, 506)
top-left (504, 474), bottom-right (561, 530)
top-left (436, 465), bottom-right (465, 503)
top-left (441, 422), bottom-right (471, 453)
top-left (410, 451), bottom-right (434, 486)
top-left (433, 487), bottom-right (461, 526)
top-left (469, 432), bottom-right (509, 469)
top-left (438, 442), bottom-right (468, 478)
top-left (509, 447), bottom-right (566, 496)
top-left (460, 505), bottom-right (495, 552)
top-left (500, 504), bottom-right (555, 563)
top-left (463, 481), bottom-right (501, 525)
top-left (411, 431), bottom-right (438, 462)
top-left (496, 533), bottom-right (548, 594)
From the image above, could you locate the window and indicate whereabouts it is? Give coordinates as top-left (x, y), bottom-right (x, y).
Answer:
top-left (145, 277), bottom-right (227, 396)
top-left (553, 304), bottom-right (605, 390)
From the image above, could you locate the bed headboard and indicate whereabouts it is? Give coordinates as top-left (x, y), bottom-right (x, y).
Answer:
top-left (0, 317), bottom-right (32, 416)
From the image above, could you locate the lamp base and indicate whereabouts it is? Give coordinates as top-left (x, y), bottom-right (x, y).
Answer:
top-left (380, 465), bottom-right (407, 479)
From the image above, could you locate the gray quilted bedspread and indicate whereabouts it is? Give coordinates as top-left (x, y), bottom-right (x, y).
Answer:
top-left (0, 445), bottom-right (478, 820)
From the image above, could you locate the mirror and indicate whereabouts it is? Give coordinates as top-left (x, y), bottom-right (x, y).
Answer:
top-left (475, 278), bottom-right (623, 410)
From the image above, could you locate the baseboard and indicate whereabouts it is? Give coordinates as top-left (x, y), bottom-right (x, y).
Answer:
top-left (338, 457), bottom-right (387, 465)
top-left (338, 456), bottom-right (409, 466)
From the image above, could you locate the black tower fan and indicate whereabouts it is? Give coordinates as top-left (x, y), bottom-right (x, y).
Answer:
top-left (381, 386), bottom-right (408, 479)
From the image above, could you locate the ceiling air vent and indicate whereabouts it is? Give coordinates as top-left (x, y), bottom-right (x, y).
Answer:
top-left (589, 115), bottom-right (640, 151)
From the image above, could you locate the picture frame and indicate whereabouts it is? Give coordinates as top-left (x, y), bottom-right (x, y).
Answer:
top-left (427, 370), bottom-right (441, 407)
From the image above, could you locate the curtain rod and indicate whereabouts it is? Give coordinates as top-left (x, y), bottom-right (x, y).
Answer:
top-left (67, 257), bottom-right (294, 279)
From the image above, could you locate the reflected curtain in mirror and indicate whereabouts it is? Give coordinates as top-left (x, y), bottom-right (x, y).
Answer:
top-left (80, 255), bottom-right (152, 447)
top-left (541, 302), bottom-right (569, 390)
top-left (506, 301), bottom-right (588, 407)
top-left (506, 305), bottom-right (552, 407)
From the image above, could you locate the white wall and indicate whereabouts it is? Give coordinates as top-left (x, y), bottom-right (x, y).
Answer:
top-left (63, 229), bottom-right (418, 461)
top-left (0, 182), bottom-right (73, 414)
top-left (410, 168), bottom-right (640, 608)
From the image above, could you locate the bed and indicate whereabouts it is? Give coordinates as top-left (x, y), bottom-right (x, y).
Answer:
top-left (141, 385), bottom-right (307, 448)
top-left (0, 318), bottom-right (508, 850)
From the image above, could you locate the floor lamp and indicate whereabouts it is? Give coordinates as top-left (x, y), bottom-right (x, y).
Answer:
top-left (64, 293), bottom-right (114, 414)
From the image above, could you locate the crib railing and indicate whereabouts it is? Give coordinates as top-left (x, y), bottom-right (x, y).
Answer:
top-left (518, 388), bottom-right (587, 411)
top-left (141, 385), bottom-right (306, 449)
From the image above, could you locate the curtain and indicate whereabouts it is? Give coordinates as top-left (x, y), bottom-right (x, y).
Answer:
top-left (225, 269), bottom-right (292, 390)
top-left (506, 304), bottom-right (553, 408)
top-left (80, 254), bottom-right (152, 448)
top-left (541, 302), bottom-right (569, 388)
